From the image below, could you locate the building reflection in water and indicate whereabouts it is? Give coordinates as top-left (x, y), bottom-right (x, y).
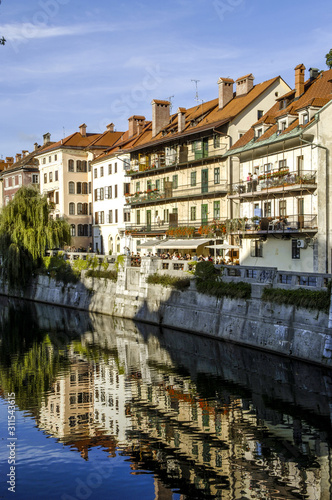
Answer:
top-left (0, 300), bottom-right (332, 499)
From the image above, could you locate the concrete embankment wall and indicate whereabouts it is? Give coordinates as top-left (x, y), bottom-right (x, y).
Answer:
top-left (1, 257), bottom-right (332, 367)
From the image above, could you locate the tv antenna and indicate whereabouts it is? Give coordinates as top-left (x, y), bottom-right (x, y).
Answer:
top-left (166, 95), bottom-right (174, 113)
top-left (191, 79), bottom-right (203, 104)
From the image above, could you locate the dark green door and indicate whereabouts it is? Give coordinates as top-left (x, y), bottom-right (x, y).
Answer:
top-left (201, 204), bottom-right (208, 225)
top-left (201, 169), bottom-right (208, 194)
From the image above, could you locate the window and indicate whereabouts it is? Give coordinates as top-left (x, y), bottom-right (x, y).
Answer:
top-left (190, 206), bottom-right (196, 221)
top-left (77, 203), bottom-right (83, 215)
top-left (257, 110), bottom-right (264, 120)
top-left (88, 182), bottom-right (91, 194)
top-left (82, 182), bottom-right (88, 194)
top-left (297, 155), bottom-right (304, 175)
top-left (214, 167), bottom-right (220, 184)
top-left (55, 191), bottom-right (59, 204)
top-left (279, 159), bottom-right (287, 170)
top-left (54, 154), bottom-right (57, 161)
top-left (76, 160), bottom-right (81, 172)
top-left (69, 203), bottom-right (75, 215)
top-left (172, 175), bottom-right (178, 189)
top-left (95, 212), bottom-right (99, 224)
top-left (264, 201), bottom-right (271, 218)
top-left (99, 211), bottom-right (104, 224)
top-left (18, 175), bottom-right (22, 186)
top-left (115, 209), bottom-right (118, 223)
top-left (43, 158), bottom-right (46, 164)
top-left (69, 182), bottom-right (75, 194)
top-left (107, 210), bottom-right (113, 223)
top-left (55, 170), bottom-right (58, 181)
top-left (280, 121), bottom-right (287, 130)
top-left (44, 173), bottom-right (47, 183)
top-left (155, 179), bottom-right (160, 191)
top-left (136, 210), bottom-right (140, 225)
top-left (135, 181), bottom-right (140, 192)
top-left (250, 240), bottom-right (263, 257)
top-left (81, 203), bottom-right (88, 215)
top-left (100, 166), bottom-right (104, 177)
top-left (77, 224), bottom-right (84, 235)
top-left (302, 113), bottom-right (309, 125)
top-left (191, 171), bottom-right (196, 186)
top-left (114, 185), bottom-right (118, 198)
top-left (292, 239), bottom-right (300, 259)
top-left (213, 135), bottom-right (220, 148)
top-left (264, 163), bottom-right (272, 172)
top-left (108, 164), bottom-right (112, 175)
top-left (114, 162), bottom-right (117, 173)
top-left (124, 210), bottom-right (130, 222)
top-left (89, 202), bottom-right (92, 215)
top-left (70, 224), bottom-right (76, 236)
top-left (213, 201), bottom-right (220, 219)
top-left (100, 187), bottom-right (104, 200)
top-left (76, 182), bottom-right (82, 194)
top-left (68, 159), bottom-right (74, 172)
top-left (256, 128), bottom-right (263, 138)
top-left (105, 186), bottom-right (112, 199)
top-left (279, 200), bottom-right (286, 217)
top-left (32, 174), bottom-right (39, 184)
top-left (94, 168), bottom-right (97, 178)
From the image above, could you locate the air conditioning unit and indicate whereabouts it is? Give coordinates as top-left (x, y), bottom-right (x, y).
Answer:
top-left (297, 239), bottom-right (307, 249)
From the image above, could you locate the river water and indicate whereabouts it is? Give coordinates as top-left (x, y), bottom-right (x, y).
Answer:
top-left (0, 297), bottom-right (332, 500)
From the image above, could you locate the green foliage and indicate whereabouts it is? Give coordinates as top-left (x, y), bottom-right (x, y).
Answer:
top-left (146, 273), bottom-right (191, 290)
top-left (101, 257), bottom-right (110, 271)
top-left (72, 257), bottom-right (90, 273)
top-left (194, 260), bottom-right (251, 299)
top-left (115, 254), bottom-right (125, 272)
top-left (85, 269), bottom-right (117, 281)
top-left (41, 254), bottom-right (80, 284)
top-left (262, 285), bottom-right (331, 313)
top-left (326, 49), bottom-right (332, 69)
top-left (0, 187), bottom-right (71, 288)
top-left (87, 255), bottom-right (99, 270)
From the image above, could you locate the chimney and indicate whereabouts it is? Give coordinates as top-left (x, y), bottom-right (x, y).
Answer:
top-left (79, 123), bottom-right (87, 137)
top-left (218, 77), bottom-right (234, 108)
top-left (15, 153), bottom-right (22, 162)
top-left (235, 74), bottom-right (254, 97)
top-left (152, 100), bottom-right (170, 137)
top-left (295, 64), bottom-right (306, 99)
top-left (22, 150), bottom-right (29, 157)
top-left (43, 132), bottom-right (51, 145)
top-left (106, 123), bottom-right (114, 132)
top-left (177, 107), bottom-right (186, 133)
top-left (6, 157), bottom-right (14, 165)
top-left (128, 115), bottom-right (145, 138)
top-left (34, 142), bottom-right (39, 151)
top-left (309, 67), bottom-right (319, 80)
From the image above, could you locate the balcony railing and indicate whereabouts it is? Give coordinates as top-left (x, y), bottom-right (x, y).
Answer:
top-left (229, 170), bottom-right (316, 196)
top-left (126, 180), bottom-right (228, 206)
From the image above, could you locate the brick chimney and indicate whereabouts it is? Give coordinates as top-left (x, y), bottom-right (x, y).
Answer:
top-left (79, 123), bottom-right (87, 136)
top-left (295, 64), bottom-right (306, 99)
top-left (177, 107), bottom-right (186, 133)
top-left (34, 142), bottom-right (39, 151)
top-left (106, 123), bottom-right (114, 132)
top-left (22, 150), bottom-right (29, 157)
top-left (6, 157), bottom-right (14, 165)
top-left (218, 77), bottom-right (234, 109)
top-left (128, 115), bottom-right (145, 138)
top-left (235, 74), bottom-right (254, 97)
top-left (152, 100), bottom-right (170, 137)
top-left (43, 132), bottom-right (51, 145)
top-left (15, 153), bottom-right (22, 162)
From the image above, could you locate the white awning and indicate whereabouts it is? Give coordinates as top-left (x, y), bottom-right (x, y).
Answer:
top-left (156, 239), bottom-right (211, 249)
top-left (205, 243), bottom-right (240, 249)
top-left (137, 239), bottom-right (161, 248)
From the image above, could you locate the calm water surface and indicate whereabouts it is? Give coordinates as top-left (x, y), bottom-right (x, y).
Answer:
top-left (0, 297), bottom-right (332, 499)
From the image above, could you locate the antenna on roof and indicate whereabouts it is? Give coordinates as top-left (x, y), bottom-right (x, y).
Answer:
top-left (166, 95), bottom-right (174, 113)
top-left (191, 79), bottom-right (203, 104)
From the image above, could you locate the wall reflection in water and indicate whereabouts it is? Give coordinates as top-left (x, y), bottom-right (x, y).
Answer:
top-left (0, 297), bottom-right (332, 499)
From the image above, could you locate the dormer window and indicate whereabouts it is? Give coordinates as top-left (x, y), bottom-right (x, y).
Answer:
top-left (257, 128), bottom-right (263, 138)
top-left (303, 113), bottom-right (309, 124)
top-left (281, 121), bottom-right (287, 130)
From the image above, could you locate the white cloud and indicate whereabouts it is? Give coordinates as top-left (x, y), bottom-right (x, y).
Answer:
top-left (2, 22), bottom-right (117, 41)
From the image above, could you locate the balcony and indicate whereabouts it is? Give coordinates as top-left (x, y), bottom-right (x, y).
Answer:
top-left (126, 181), bottom-right (228, 207)
top-left (230, 214), bottom-right (317, 236)
top-left (229, 170), bottom-right (317, 198)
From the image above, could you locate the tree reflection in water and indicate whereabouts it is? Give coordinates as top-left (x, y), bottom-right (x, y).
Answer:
top-left (0, 297), bottom-right (331, 499)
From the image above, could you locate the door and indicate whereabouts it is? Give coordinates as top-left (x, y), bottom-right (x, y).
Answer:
top-left (298, 198), bottom-right (304, 229)
top-left (201, 169), bottom-right (208, 194)
top-left (203, 138), bottom-right (209, 158)
top-left (201, 204), bottom-right (208, 225)
top-left (146, 210), bottom-right (151, 231)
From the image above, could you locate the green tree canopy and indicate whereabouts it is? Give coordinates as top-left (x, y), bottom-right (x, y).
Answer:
top-left (0, 186), bottom-right (71, 287)
top-left (326, 49), bottom-right (332, 69)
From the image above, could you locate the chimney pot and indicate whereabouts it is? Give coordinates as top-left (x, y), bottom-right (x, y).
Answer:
top-left (218, 77), bottom-right (234, 108)
top-left (235, 74), bottom-right (254, 97)
top-left (152, 100), bottom-right (170, 137)
top-left (79, 123), bottom-right (87, 137)
top-left (43, 132), bottom-right (51, 145)
top-left (15, 153), bottom-right (22, 162)
top-left (128, 115), bottom-right (146, 138)
top-left (295, 64), bottom-right (306, 99)
top-left (106, 123), bottom-right (114, 132)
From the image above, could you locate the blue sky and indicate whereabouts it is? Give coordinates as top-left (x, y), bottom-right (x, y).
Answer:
top-left (1, 0), bottom-right (332, 157)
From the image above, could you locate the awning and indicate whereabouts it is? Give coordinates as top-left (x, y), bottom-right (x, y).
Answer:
top-left (205, 243), bottom-right (240, 249)
top-left (156, 239), bottom-right (210, 249)
top-left (137, 239), bottom-right (161, 248)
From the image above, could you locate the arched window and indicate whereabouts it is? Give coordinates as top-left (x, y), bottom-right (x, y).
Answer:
top-left (68, 159), bottom-right (74, 172)
top-left (82, 161), bottom-right (87, 172)
top-left (116, 236), bottom-right (120, 253)
top-left (77, 203), bottom-right (83, 215)
top-left (77, 224), bottom-right (83, 236)
top-left (70, 224), bottom-right (76, 236)
top-left (76, 182), bottom-right (82, 194)
top-left (76, 160), bottom-right (82, 172)
top-left (82, 203), bottom-right (88, 215)
top-left (69, 181), bottom-right (75, 194)
top-left (83, 224), bottom-right (88, 236)
top-left (82, 182), bottom-right (88, 194)
top-left (69, 202), bottom-right (75, 215)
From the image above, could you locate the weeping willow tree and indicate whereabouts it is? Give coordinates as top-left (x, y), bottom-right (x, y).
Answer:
top-left (0, 186), bottom-right (71, 288)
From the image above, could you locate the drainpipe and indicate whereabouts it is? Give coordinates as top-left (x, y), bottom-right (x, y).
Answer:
top-left (300, 132), bottom-right (329, 273)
